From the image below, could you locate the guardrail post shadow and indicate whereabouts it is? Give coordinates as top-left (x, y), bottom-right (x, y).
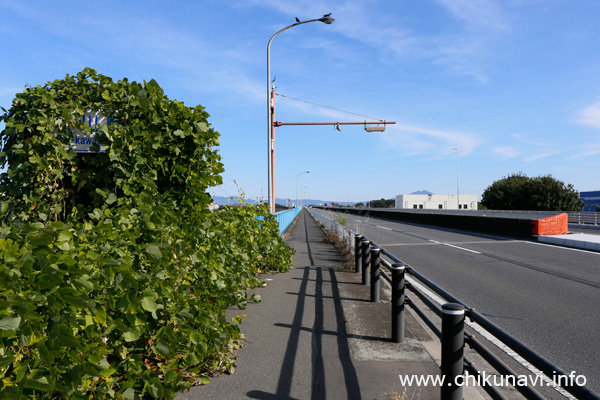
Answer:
top-left (441, 303), bottom-right (465, 400)
top-left (361, 239), bottom-right (370, 285)
top-left (370, 248), bottom-right (381, 302)
top-left (391, 264), bottom-right (405, 343)
top-left (354, 234), bottom-right (363, 273)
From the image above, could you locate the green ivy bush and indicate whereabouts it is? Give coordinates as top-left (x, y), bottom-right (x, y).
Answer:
top-left (0, 69), bottom-right (294, 399)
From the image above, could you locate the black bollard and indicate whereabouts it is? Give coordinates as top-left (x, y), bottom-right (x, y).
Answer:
top-left (391, 264), bottom-right (406, 343)
top-left (361, 239), bottom-right (370, 285)
top-left (354, 234), bottom-right (363, 273)
top-left (441, 303), bottom-right (465, 400)
top-left (370, 248), bottom-right (381, 302)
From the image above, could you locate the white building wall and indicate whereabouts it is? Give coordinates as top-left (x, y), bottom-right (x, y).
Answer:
top-left (395, 194), bottom-right (478, 210)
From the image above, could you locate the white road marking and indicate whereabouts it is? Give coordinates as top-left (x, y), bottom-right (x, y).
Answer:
top-left (526, 240), bottom-right (600, 255)
top-left (377, 225), bottom-right (393, 231)
top-left (428, 240), bottom-right (482, 254)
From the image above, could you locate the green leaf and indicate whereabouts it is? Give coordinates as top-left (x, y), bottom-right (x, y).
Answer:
top-left (56, 324), bottom-right (80, 347)
top-left (141, 297), bottom-right (161, 313)
top-left (93, 306), bottom-right (107, 324)
top-left (189, 331), bottom-right (203, 344)
top-left (58, 229), bottom-right (72, 242)
top-left (196, 122), bottom-right (208, 132)
top-left (250, 294), bottom-right (261, 303)
top-left (184, 352), bottom-right (199, 367)
top-left (62, 295), bottom-right (88, 308)
top-left (0, 354), bottom-right (15, 369)
top-left (123, 327), bottom-right (142, 342)
top-left (122, 388), bottom-right (137, 400)
top-left (138, 90), bottom-right (150, 109)
top-left (145, 244), bottom-right (162, 260)
top-left (29, 231), bottom-right (54, 246)
top-left (154, 341), bottom-right (170, 357)
top-left (146, 378), bottom-right (164, 398)
top-left (75, 274), bottom-right (95, 290)
top-left (0, 316), bottom-right (22, 330)
top-left (57, 241), bottom-right (71, 251)
top-left (24, 377), bottom-right (53, 391)
top-left (106, 193), bottom-right (118, 204)
top-left (38, 344), bottom-right (54, 368)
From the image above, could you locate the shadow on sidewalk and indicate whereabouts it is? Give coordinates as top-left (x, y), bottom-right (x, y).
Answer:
top-left (247, 211), bottom-right (363, 400)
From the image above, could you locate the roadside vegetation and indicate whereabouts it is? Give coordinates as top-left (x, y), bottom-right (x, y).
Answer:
top-left (480, 173), bottom-right (584, 211)
top-left (317, 213), bottom-right (354, 271)
top-left (0, 68), bottom-right (294, 399)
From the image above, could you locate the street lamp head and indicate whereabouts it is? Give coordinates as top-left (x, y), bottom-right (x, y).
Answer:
top-left (319, 14), bottom-right (335, 24)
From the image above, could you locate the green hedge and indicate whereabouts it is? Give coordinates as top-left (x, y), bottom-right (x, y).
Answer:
top-left (0, 69), bottom-right (294, 398)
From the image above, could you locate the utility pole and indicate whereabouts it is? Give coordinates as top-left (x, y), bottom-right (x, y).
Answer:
top-left (453, 148), bottom-right (460, 209)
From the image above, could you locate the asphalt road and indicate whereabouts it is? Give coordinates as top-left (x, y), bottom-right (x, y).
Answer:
top-left (318, 210), bottom-right (600, 397)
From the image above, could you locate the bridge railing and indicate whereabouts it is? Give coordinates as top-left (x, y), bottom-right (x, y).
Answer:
top-left (568, 211), bottom-right (600, 226)
top-left (307, 207), bottom-right (600, 400)
top-left (273, 207), bottom-right (302, 236)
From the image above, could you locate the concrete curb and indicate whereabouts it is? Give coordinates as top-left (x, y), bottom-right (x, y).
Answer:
top-left (538, 233), bottom-right (600, 252)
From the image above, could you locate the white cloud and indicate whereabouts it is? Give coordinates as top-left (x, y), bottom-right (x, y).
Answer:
top-left (522, 151), bottom-right (560, 162)
top-left (436, 0), bottom-right (509, 32)
top-left (381, 122), bottom-right (483, 156)
top-left (492, 146), bottom-right (519, 158)
top-left (512, 133), bottom-right (554, 147)
top-left (243, 0), bottom-right (512, 83)
top-left (568, 143), bottom-right (600, 159)
top-left (433, 0), bottom-right (511, 81)
top-left (577, 101), bottom-right (600, 128)
top-left (507, 133), bottom-right (563, 162)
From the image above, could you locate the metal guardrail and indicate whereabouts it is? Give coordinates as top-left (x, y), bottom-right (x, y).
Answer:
top-left (568, 212), bottom-right (600, 226)
top-left (307, 207), bottom-right (600, 400)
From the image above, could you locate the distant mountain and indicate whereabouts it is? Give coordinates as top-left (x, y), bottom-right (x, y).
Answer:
top-left (211, 195), bottom-right (262, 205)
top-left (411, 190), bottom-right (434, 195)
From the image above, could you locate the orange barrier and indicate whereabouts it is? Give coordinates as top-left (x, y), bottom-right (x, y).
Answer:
top-left (531, 213), bottom-right (568, 235)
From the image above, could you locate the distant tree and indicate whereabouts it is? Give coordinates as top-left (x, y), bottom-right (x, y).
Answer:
top-left (480, 173), bottom-right (584, 211)
top-left (355, 202), bottom-right (365, 208)
top-left (370, 198), bottom-right (395, 208)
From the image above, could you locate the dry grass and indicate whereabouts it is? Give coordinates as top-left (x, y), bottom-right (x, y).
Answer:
top-left (321, 227), bottom-right (355, 271)
top-left (384, 387), bottom-right (421, 399)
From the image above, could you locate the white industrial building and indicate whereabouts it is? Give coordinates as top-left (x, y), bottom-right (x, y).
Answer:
top-left (395, 192), bottom-right (478, 210)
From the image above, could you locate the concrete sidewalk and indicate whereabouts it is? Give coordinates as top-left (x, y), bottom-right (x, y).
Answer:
top-left (177, 209), bottom-right (441, 400)
top-left (539, 232), bottom-right (600, 251)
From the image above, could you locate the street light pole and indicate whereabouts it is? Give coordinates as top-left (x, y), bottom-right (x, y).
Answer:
top-left (393, 171), bottom-right (397, 208)
top-left (267, 15), bottom-right (335, 213)
top-left (453, 148), bottom-right (460, 209)
top-left (297, 171), bottom-right (310, 208)
top-left (300, 186), bottom-right (308, 207)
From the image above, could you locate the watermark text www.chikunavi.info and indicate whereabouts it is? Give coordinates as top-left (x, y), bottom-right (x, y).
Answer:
top-left (399, 371), bottom-right (587, 387)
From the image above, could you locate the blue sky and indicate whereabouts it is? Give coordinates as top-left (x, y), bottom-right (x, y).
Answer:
top-left (1, 0), bottom-right (600, 204)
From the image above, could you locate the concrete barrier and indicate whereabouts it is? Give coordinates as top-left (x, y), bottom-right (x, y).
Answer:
top-left (318, 207), bottom-right (568, 238)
